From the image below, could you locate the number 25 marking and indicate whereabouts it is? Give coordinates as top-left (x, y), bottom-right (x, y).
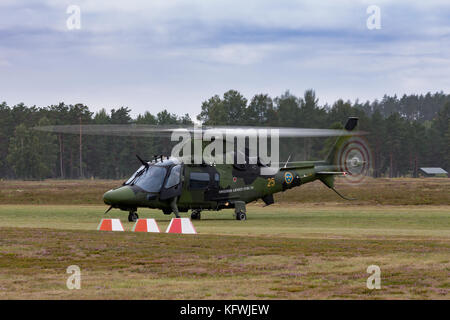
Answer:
top-left (267, 178), bottom-right (275, 188)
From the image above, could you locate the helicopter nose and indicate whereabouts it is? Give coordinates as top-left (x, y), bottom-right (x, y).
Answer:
top-left (103, 186), bottom-right (135, 206)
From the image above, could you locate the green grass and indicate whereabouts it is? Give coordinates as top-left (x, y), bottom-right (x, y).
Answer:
top-left (0, 204), bottom-right (449, 299)
top-left (0, 204), bottom-right (448, 238)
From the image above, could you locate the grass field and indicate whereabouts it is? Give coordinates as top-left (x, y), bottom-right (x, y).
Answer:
top-left (0, 179), bottom-right (449, 299)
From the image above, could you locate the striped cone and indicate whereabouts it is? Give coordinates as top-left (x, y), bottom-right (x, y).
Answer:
top-left (132, 219), bottom-right (160, 233)
top-left (165, 218), bottom-right (197, 234)
top-left (97, 219), bottom-right (124, 231)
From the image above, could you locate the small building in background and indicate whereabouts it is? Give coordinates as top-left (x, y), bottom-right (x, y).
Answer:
top-left (419, 167), bottom-right (448, 178)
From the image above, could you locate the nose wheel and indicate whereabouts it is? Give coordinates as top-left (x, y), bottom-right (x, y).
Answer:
top-left (191, 210), bottom-right (201, 220)
top-left (128, 211), bottom-right (139, 222)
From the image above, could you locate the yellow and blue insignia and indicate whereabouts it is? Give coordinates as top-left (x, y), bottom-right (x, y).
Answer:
top-left (284, 172), bottom-right (293, 184)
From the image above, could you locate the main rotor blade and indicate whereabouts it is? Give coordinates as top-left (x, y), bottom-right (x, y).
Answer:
top-left (33, 124), bottom-right (366, 138)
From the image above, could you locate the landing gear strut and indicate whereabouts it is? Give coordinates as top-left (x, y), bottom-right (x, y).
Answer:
top-left (170, 196), bottom-right (180, 218)
top-left (128, 210), bottom-right (139, 222)
top-left (191, 210), bottom-right (201, 220)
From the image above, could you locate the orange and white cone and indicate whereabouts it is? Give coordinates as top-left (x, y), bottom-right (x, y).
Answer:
top-left (97, 218), bottom-right (124, 231)
top-left (165, 218), bottom-right (197, 234)
top-left (132, 219), bottom-right (160, 233)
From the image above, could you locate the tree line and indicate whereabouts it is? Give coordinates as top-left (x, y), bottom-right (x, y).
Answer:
top-left (0, 90), bottom-right (448, 180)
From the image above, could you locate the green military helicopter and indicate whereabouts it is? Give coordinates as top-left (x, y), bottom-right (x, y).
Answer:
top-left (37, 117), bottom-right (371, 222)
top-left (99, 117), bottom-right (370, 221)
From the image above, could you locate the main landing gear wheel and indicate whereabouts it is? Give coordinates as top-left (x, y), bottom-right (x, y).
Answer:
top-left (236, 211), bottom-right (247, 221)
top-left (128, 211), bottom-right (138, 222)
top-left (191, 210), bottom-right (201, 220)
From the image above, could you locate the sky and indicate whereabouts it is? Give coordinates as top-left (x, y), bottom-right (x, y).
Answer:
top-left (1, 0), bottom-right (450, 119)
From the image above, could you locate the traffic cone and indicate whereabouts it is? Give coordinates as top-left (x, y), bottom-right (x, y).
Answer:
top-left (165, 218), bottom-right (197, 234)
top-left (132, 219), bottom-right (160, 233)
top-left (97, 219), bottom-right (124, 231)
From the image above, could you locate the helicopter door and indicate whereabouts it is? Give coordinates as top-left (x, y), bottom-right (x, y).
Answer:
top-left (160, 164), bottom-right (183, 200)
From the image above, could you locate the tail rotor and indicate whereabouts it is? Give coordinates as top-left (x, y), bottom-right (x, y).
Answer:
top-left (326, 117), bottom-right (372, 185)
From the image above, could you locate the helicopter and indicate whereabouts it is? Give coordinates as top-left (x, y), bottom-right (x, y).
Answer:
top-left (100, 117), bottom-right (370, 221)
top-left (36, 117), bottom-right (371, 222)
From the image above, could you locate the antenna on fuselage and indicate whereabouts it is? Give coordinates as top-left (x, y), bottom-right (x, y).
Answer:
top-left (283, 154), bottom-right (292, 168)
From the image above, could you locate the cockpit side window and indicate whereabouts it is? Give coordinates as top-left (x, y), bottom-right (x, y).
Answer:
top-left (189, 172), bottom-right (210, 189)
top-left (165, 165), bottom-right (182, 188)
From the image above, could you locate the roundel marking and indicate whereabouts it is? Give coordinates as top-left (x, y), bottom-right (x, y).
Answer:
top-left (284, 172), bottom-right (294, 184)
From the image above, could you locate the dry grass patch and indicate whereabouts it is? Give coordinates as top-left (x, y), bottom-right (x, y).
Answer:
top-left (0, 227), bottom-right (448, 299)
top-left (0, 178), bottom-right (449, 205)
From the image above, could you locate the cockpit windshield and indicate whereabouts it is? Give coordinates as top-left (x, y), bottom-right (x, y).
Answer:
top-left (133, 166), bottom-right (167, 193)
top-left (124, 165), bottom-right (145, 185)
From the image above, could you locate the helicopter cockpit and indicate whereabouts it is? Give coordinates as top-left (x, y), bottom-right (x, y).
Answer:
top-left (124, 158), bottom-right (182, 195)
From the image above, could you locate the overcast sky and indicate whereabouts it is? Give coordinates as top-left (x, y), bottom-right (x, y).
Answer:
top-left (1, 0), bottom-right (450, 118)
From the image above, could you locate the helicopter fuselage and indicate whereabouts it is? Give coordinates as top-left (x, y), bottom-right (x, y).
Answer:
top-left (103, 157), bottom-right (321, 215)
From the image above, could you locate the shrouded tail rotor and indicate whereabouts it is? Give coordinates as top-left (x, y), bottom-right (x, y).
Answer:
top-left (326, 117), bottom-right (372, 184)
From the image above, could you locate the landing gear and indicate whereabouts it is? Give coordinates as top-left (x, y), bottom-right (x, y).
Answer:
top-left (191, 210), bottom-right (201, 220)
top-left (128, 211), bottom-right (139, 222)
top-left (234, 201), bottom-right (247, 221)
top-left (170, 196), bottom-right (180, 218)
top-left (235, 211), bottom-right (247, 221)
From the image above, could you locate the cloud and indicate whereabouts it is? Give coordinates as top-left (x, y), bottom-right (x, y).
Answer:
top-left (0, 1), bottom-right (449, 117)
top-left (0, 59), bottom-right (11, 67)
